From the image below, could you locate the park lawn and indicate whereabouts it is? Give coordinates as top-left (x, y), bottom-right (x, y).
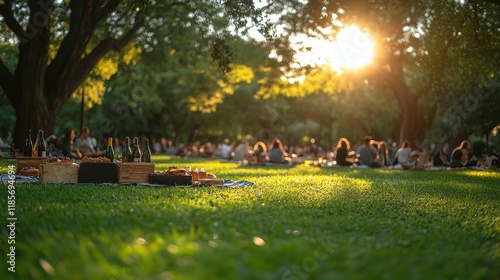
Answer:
top-left (0, 155), bottom-right (499, 280)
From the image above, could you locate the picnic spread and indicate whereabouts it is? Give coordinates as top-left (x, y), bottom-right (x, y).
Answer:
top-left (2, 156), bottom-right (254, 188)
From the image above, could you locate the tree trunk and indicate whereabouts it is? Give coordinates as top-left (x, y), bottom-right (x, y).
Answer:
top-left (12, 81), bottom-right (68, 151)
top-left (397, 92), bottom-right (428, 144)
top-left (382, 55), bottom-right (435, 145)
top-left (2, 1), bottom-right (145, 151)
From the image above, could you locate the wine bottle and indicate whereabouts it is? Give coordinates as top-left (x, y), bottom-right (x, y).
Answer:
top-left (23, 129), bottom-right (34, 156)
top-left (131, 137), bottom-right (141, 162)
top-left (105, 137), bottom-right (114, 162)
top-left (141, 139), bottom-right (152, 162)
top-left (123, 137), bottom-right (132, 162)
top-left (37, 130), bottom-right (46, 157)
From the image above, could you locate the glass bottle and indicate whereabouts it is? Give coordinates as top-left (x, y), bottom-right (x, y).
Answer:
top-left (141, 139), bottom-right (152, 162)
top-left (105, 137), bottom-right (114, 162)
top-left (122, 137), bottom-right (132, 162)
top-left (36, 130), bottom-right (46, 157)
top-left (23, 129), bottom-right (34, 157)
top-left (131, 137), bottom-right (141, 162)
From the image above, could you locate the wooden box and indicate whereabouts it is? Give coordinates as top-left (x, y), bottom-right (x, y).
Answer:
top-left (117, 162), bottom-right (155, 184)
top-left (78, 162), bottom-right (117, 183)
top-left (16, 156), bottom-right (47, 173)
top-left (149, 174), bottom-right (192, 186)
top-left (40, 163), bottom-right (79, 183)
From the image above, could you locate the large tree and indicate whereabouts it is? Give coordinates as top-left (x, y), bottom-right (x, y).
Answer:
top-left (0, 0), bottom-right (270, 149)
top-left (0, 0), bottom-right (146, 148)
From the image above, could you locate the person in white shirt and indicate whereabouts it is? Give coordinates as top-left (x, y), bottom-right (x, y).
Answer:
top-left (220, 138), bottom-right (232, 159)
top-left (395, 140), bottom-right (412, 165)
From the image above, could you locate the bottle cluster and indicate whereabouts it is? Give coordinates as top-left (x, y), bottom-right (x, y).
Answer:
top-left (23, 129), bottom-right (46, 157)
top-left (118, 136), bottom-right (152, 163)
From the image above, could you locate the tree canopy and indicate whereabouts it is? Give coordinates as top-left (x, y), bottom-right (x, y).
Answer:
top-left (1, 0), bottom-right (499, 151)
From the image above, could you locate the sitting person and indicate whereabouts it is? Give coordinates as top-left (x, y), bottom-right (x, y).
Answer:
top-left (432, 146), bottom-right (450, 167)
top-left (233, 141), bottom-right (249, 162)
top-left (451, 140), bottom-right (477, 168)
top-left (74, 126), bottom-right (104, 157)
top-left (394, 140), bottom-right (412, 167)
top-left (251, 141), bottom-right (268, 165)
top-left (376, 141), bottom-right (390, 167)
top-left (61, 129), bottom-right (82, 159)
top-left (485, 150), bottom-right (499, 170)
top-left (335, 137), bottom-right (353, 166)
top-left (220, 138), bottom-right (233, 159)
top-left (268, 138), bottom-right (290, 164)
top-left (356, 136), bottom-right (377, 167)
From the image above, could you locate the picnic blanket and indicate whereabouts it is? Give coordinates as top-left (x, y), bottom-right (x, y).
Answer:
top-left (0, 174), bottom-right (254, 188)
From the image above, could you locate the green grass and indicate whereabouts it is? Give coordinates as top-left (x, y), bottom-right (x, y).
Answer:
top-left (0, 155), bottom-right (499, 280)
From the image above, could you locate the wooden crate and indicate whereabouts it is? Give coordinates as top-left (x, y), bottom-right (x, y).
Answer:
top-left (78, 162), bottom-right (117, 183)
top-left (16, 156), bottom-right (47, 173)
top-left (117, 162), bottom-right (155, 184)
top-left (40, 163), bottom-right (79, 183)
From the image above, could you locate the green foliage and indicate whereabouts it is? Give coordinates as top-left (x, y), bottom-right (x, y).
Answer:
top-left (267, 0), bottom-right (500, 143)
top-left (0, 157), bottom-right (499, 279)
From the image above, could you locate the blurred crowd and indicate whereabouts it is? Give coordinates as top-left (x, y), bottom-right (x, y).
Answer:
top-left (4, 127), bottom-right (498, 170)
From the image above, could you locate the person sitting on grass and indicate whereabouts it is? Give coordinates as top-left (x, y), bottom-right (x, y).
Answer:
top-left (432, 145), bottom-right (450, 167)
top-left (450, 140), bottom-right (477, 168)
top-left (268, 138), bottom-right (291, 164)
top-left (74, 127), bottom-right (104, 157)
top-left (377, 141), bottom-right (390, 167)
top-left (251, 141), bottom-right (268, 165)
top-left (356, 136), bottom-right (377, 167)
top-left (233, 141), bottom-right (249, 162)
top-left (394, 140), bottom-right (412, 167)
top-left (61, 129), bottom-right (82, 159)
top-left (335, 137), bottom-right (353, 167)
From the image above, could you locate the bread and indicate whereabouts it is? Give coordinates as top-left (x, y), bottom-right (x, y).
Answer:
top-left (20, 166), bottom-right (39, 177)
top-left (81, 156), bottom-right (111, 163)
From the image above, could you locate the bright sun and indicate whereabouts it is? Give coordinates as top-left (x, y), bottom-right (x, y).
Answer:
top-left (291, 25), bottom-right (375, 73)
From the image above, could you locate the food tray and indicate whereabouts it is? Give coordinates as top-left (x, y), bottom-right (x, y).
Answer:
top-left (149, 174), bottom-right (192, 186)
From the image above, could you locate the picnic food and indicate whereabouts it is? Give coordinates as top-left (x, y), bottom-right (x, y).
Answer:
top-left (47, 157), bottom-right (75, 164)
top-left (20, 166), bottom-right (39, 177)
top-left (199, 178), bottom-right (224, 186)
top-left (81, 156), bottom-right (111, 163)
top-left (161, 166), bottom-right (191, 175)
top-left (187, 170), bottom-right (216, 181)
top-left (156, 166), bottom-right (221, 185)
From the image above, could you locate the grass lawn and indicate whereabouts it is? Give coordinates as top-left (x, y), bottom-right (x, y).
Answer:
top-left (0, 155), bottom-right (499, 280)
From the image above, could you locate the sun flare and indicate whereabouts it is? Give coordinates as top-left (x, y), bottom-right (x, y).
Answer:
top-left (291, 25), bottom-right (375, 73)
top-left (332, 25), bottom-right (374, 69)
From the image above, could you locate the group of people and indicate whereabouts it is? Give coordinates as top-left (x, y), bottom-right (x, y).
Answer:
top-left (329, 136), bottom-right (497, 170)
top-left (332, 136), bottom-right (393, 168)
top-left (222, 138), bottom-right (296, 165)
top-left (36, 127), bottom-right (498, 170)
top-left (45, 126), bottom-right (104, 159)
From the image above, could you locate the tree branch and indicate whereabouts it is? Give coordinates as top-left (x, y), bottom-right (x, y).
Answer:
top-left (94, 0), bottom-right (120, 22)
top-left (47, 0), bottom-right (100, 88)
top-left (67, 9), bottom-right (145, 97)
top-left (0, 0), bottom-right (25, 39)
